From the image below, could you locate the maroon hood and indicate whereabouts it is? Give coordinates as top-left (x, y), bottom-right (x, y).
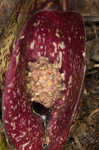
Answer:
top-left (2, 10), bottom-right (86, 150)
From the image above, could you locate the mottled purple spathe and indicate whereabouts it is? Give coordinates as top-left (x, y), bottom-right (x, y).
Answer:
top-left (2, 10), bottom-right (86, 150)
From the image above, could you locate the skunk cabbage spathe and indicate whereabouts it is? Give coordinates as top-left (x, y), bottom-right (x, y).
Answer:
top-left (2, 10), bottom-right (86, 150)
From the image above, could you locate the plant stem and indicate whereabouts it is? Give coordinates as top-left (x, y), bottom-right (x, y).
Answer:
top-left (62, 0), bottom-right (67, 12)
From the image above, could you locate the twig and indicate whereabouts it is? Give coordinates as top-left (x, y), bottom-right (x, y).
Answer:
top-left (84, 16), bottom-right (99, 23)
top-left (93, 64), bottom-right (99, 68)
top-left (88, 108), bottom-right (99, 125)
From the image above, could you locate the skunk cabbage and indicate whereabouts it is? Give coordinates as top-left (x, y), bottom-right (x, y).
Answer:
top-left (2, 10), bottom-right (86, 150)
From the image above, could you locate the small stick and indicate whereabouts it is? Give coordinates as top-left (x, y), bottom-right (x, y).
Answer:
top-left (93, 64), bottom-right (99, 68)
top-left (88, 108), bottom-right (99, 125)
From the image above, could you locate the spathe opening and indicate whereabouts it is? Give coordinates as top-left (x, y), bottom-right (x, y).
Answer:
top-left (31, 101), bottom-right (51, 122)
